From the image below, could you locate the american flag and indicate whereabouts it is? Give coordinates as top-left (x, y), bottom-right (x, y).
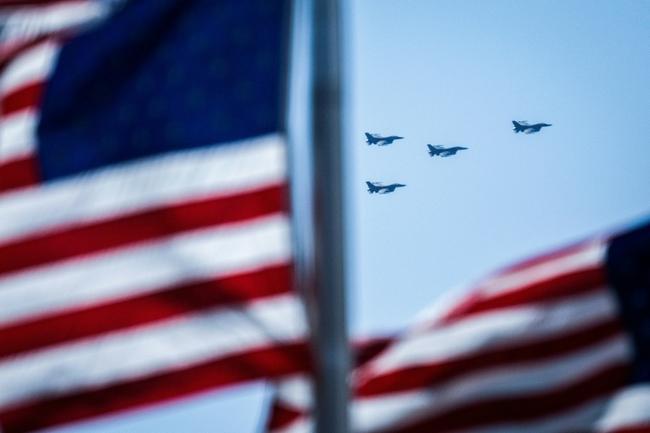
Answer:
top-left (0, 1), bottom-right (308, 432)
top-left (0, 0), bottom-right (112, 192)
top-left (267, 225), bottom-right (650, 433)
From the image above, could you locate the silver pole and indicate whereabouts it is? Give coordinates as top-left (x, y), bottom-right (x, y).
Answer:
top-left (310, 0), bottom-right (351, 432)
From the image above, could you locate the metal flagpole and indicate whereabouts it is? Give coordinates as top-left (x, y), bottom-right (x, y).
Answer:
top-left (309, 0), bottom-right (351, 432)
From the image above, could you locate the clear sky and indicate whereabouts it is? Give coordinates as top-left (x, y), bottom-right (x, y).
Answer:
top-left (50, 1), bottom-right (649, 432)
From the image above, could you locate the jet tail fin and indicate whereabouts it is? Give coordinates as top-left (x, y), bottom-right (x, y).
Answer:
top-left (427, 144), bottom-right (437, 156)
top-left (366, 181), bottom-right (378, 193)
top-left (365, 133), bottom-right (376, 144)
top-left (512, 121), bottom-right (525, 133)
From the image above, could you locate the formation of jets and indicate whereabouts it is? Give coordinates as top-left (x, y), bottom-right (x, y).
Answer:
top-left (366, 120), bottom-right (551, 194)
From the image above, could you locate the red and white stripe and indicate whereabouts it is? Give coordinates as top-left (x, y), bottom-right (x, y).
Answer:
top-left (0, 134), bottom-right (307, 433)
top-left (266, 337), bottom-right (393, 433)
top-left (266, 374), bottom-right (314, 433)
top-left (0, 0), bottom-right (112, 194)
top-left (596, 385), bottom-right (650, 433)
top-left (268, 239), bottom-right (643, 433)
top-left (0, 38), bottom-right (59, 192)
top-left (0, 1), bottom-right (110, 44)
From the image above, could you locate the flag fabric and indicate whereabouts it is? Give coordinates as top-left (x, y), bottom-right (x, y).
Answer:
top-left (267, 223), bottom-right (650, 433)
top-left (266, 337), bottom-right (393, 433)
top-left (0, 1), bottom-right (308, 432)
top-left (0, 0), bottom-right (114, 193)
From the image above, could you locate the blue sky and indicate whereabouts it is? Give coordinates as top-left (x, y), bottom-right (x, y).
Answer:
top-left (347, 0), bottom-right (649, 334)
top-left (50, 1), bottom-right (649, 432)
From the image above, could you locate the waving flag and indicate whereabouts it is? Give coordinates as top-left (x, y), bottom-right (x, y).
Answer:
top-left (0, 0), bottom-right (113, 192)
top-left (268, 223), bottom-right (650, 433)
top-left (266, 337), bottom-right (393, 433)
top-left (0, 1), bottom-right (307, 432)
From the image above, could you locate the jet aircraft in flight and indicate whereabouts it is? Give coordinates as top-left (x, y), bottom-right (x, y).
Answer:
top-left (365, 133), bottom-right (404, 146)
top-left (366, 181), bottom-right (406, 194)
top-left (512, 120), bottom-right (552, 134)
top-left (427, 144), bottom-right (468, 157)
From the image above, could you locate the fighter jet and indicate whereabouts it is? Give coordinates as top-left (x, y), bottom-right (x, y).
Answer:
top-left (512, 120), bottom-right (552, 134)
top-left (365, 132), bottom-right (404, 146)
top-left (427, 144), bottom-right (468, 157)
top-left (366, 181), bottom-right (406, 194)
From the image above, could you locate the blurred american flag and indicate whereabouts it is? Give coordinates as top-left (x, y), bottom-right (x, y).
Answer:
top-left (267, 226), bottom-right (650, 433)
top-left (0, 1), bottom-right (307, 431)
